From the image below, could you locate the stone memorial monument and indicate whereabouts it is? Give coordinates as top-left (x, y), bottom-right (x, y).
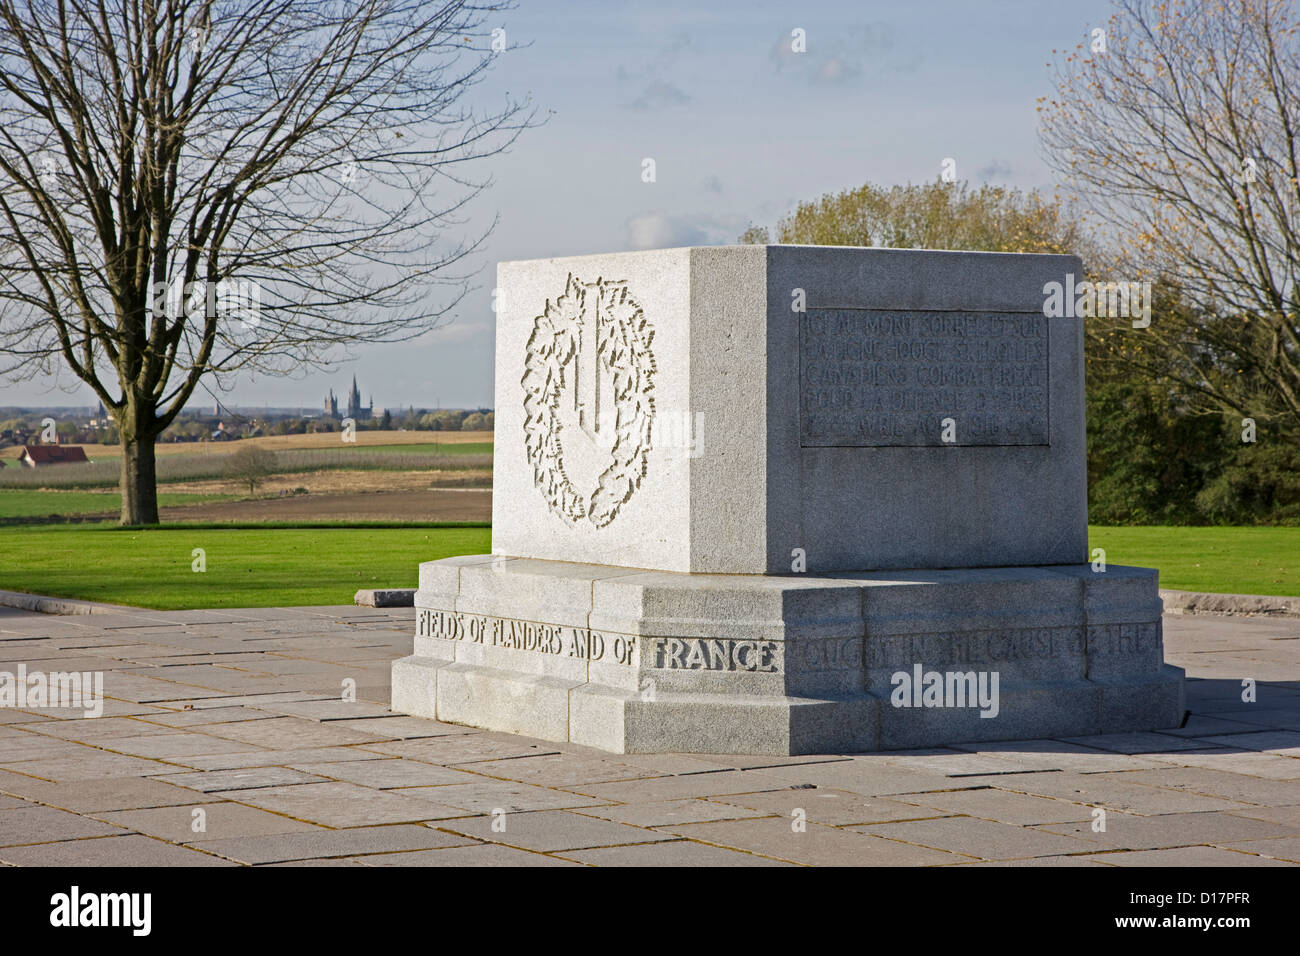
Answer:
top-left (392, 245), bottom-right (1185, 754)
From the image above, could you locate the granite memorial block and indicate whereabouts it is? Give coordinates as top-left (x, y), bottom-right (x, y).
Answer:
top-left (392, 245), bottom-right (1184, 754)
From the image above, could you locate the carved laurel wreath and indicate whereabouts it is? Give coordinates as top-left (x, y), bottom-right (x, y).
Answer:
top-left (521, 274), bottom-right (656, 527)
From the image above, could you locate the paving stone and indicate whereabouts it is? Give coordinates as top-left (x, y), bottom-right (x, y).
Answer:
top-left (12, 655), bottom-right (125, 672)
top-left (947, 739), bottom-right (1166, 773)
top-left (247, 699), bottom-right (395, 721)
top-left (135, 706), bottom-right (286, 727)
top-left (1114, 767), bottom-right (1300, 806)
top-left (328, 717), bottom-right (466, 739)
top-left (739, 760), bottom-right (974, 797)
top-left (8, 698), bottom-right (166, 719)
top-left (950, 856), bottom-right (1110, 867)
top-left (1079, 846), bottom-right (1296, 866)
top-left (1160, 714), bottom-right (1266, 738)
top-left (0, 736), bottom-right (93, 761)
top-left (215, 781), bottom-right (462, 827)
top-left (353, 845), bottom-right (582, 867)
top-left (1143, 751), bottom-right (1300, 779)
top-left (539, 769), bottom-right (770, 803)
top-left (257, 858), bottom-right (366, 867)
top-left (1035, 811), bottom-right (1298, 851)
top-left (892, 788), bottom-right (1101, 826)
top-left (664, 754), bottom-right (858, 772)
top-left (660, 817), bottom-right (965, 866)
top-left (1203, 708), bottom-right (1300, 731)
top-left (182, 692), bottom-right (324, 710)
top-left (190, 825), bottom-right (475, 864)
top-left (439, 809), bottom-right (675, 852)
top-left (2, 751), bottom-right (173, 781)
top-left (1197, 730), bottom-right (1300, 755)
top-left (97, 803), bottom-right (323, 843)
top-left (396, 780), bottom-right (609, 814)
top-left (153, 767), bottom-right (328, 793)
top-left (877, 750), bottom-right (1085, 777)
top-left (578, 798), bottom-right (771, 828)
top-left (92, 675), bottom-right (227, 703)
top-left (1218, 837), bottom-right (1300, 863)
top-left (166, 746), bottom-right (388, 771)
top-left (0, 834), bottom-right (236, 866)
top-left (559, 840), bottom-right (795, 866)
top-left (1, 605), bottom-right (1293, 866)
top-left (851, 816), bottom-right (1096, 860)
top-left (364, 735), bottom-right (559, 764)
top-left (205, 716), bottom-right (389, 748)
top-left (16, 716), bottom-right (184, 741)
top-left (0, 725), bottom-right (41, 738)
top-left (605, 753), bottom-right (750, 775)
top-left (0, 805), bottom-right (127, 845)
top-left (289, 759), bottom-right (476, 789)
top-left (96, 732), bottom-right (265, 758)
top-left (1223, 805), bottom-right (1300, 827)
top-left (118, 652), bottom-right (273, 667)
top-left (991, 771), bottom-right (1256, 815)
top-left (462, 754), bottom-right (661, 788)
top-left (17, 697), bottom-right (172, 717)
top-left (0, 774), bottom-right (223, 812)
top-left (1057, 733), bottom-right (1225, 755)
top-left (708, 789), bottom-right (952, 826)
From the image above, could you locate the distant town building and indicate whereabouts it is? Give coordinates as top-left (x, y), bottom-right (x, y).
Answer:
top-left (323, 376), bottom-right (374, 420)
top-left (19, 445), bottom-right (88, 467)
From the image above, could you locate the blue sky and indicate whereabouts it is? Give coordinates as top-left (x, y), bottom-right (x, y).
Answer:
top-left (12, 0), bottom-right (1113, 410)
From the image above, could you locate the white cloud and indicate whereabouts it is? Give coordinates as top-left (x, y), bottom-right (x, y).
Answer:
top-left (624, 214), bottom-right (709, 250)
top-left (425, 320), bottom-right (491, 344)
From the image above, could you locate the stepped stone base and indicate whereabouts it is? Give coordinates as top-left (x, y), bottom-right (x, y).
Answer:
top-left (390, 555), bottom-right (1185, 755)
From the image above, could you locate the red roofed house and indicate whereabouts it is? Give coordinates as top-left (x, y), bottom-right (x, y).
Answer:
top-left (19, 445), bottom-right (89, 467)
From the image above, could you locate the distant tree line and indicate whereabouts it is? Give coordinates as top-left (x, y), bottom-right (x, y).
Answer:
top-left (296, 408), bottom-right (494, 434)
top-left (1, 406), bottom-right (493, 448)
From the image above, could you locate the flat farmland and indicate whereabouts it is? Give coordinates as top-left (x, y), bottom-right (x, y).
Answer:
top-left (156, 488), bottom-right (491, 523)
top-left (0, 430), bottom-right (494, 523)
top-left (8, 429), bottom-right (494, 460)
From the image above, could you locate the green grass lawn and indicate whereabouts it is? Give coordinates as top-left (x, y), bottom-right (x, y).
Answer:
top-left (1089, 525), bottom-right (1298, 596)
top-left (0, 490), bottom-right (236, 519)
top-left (0, 525), bottom-right (490, 608)
top-left (0, 523), bottom-right (1292, 611)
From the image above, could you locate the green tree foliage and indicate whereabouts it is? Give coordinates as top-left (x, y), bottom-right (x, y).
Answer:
top-left (741, 180), bottom-right (1087, 255)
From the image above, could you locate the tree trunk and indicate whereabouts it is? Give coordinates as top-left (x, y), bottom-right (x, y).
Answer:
top-left (120, 432), bottom-right (160, 525)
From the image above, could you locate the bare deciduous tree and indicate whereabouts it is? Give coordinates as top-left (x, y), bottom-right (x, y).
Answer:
top-left (1039, 0), bottom-right (1300, 435)
top-left (0, 0), bottom-right (532, 522)
top-left (225, 442), bottom-right (276, 494)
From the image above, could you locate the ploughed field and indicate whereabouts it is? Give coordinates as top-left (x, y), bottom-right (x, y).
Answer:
top-left (155, 488), bottom-right (490, 523)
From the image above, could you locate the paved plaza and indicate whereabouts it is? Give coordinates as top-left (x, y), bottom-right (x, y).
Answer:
top-left (0, 604), bottom-right (1296, 867)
